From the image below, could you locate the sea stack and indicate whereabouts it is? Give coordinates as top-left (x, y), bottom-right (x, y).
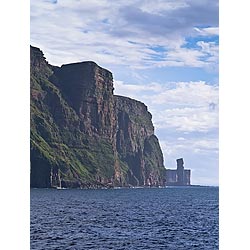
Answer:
top-left (166, 158), bottom-right (191, 186)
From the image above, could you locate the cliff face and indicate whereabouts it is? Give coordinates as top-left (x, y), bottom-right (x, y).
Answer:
top-left (30, 45), bottom-right (166, 188)
top-left (115, 96), bottom-right (164, 186)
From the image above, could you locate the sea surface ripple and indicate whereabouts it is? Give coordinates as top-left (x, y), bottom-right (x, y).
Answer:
top-left (31, 186), bottom-right (218, 250)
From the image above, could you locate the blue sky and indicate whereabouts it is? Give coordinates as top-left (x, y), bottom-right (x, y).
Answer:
top-left (30, 0), bottom-right (219, 185)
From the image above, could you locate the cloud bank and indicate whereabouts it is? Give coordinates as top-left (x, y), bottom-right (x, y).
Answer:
top-left (31, 0), bottom-right (219, 70)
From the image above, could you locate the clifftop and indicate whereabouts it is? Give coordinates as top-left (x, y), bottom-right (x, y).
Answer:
top-left (30, 45), bottom-right (166, 188)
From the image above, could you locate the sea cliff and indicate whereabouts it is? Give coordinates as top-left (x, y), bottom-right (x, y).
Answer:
top-left (30, 46), bottom-right (166, 188)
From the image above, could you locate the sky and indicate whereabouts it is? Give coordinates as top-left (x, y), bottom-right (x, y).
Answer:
top-left (30, 0), bottom-right (219, 186)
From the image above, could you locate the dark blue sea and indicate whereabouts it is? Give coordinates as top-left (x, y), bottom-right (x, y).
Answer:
top-left (30, 186), bottom-right (219, 250)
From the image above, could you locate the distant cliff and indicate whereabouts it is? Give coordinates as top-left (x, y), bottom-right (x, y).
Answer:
top-left (30, 46), bottom-right (166, 188)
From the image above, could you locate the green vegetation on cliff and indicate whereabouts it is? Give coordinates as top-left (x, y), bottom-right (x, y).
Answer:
top-left (30, 45), bottom-right (166, 188)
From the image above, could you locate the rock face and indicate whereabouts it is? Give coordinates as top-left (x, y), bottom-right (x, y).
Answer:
top-left (30, 45), bottom-right (166, 188)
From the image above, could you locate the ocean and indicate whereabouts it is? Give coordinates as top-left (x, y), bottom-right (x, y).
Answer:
top-left (30, 186), bottom-right (218, 250)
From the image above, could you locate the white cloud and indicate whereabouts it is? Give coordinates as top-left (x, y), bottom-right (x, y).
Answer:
top-left (151, 81), bottom-right (218, 106)
top-left (139, 0), bottom-right (188, 15)
top-left (160, 137), bottom-right (218, 157)
top-left (31, 0), bottom-right (218, 69)
top-left (165, 47), bottom-right (206, 67)
top-left (154, 107), bottom-right (218, 132)
top-left (194, 27), bottom-right (219, 36)
top-left (114, 80), bottom-right (218, 133)
top-left (177, 137), bottom-right (186, 141)
top-left (114, 80), bottom-right (164, 95)
top-left (114, 80), bottom-right (218, 107)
